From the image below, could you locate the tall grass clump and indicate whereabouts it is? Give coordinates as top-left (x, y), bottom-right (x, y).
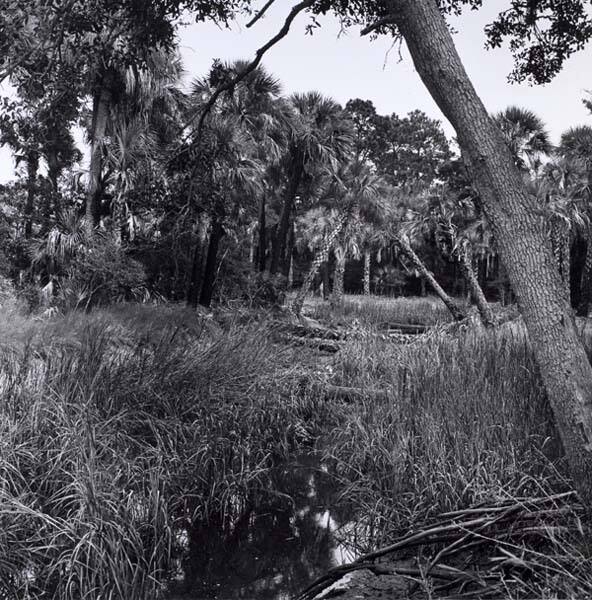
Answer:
top-left (0, 304), bottom-right (332, 599)
top-left (326, 322), bottom-right (566, 550)
top-left (308, 294), bottom-right (460, 327)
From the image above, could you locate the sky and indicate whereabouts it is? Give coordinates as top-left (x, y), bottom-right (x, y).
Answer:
top-left (1, 1), bottom-right (592, 182)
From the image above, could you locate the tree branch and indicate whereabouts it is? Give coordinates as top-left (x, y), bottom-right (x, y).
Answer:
top-left (188, 0), bottom-right (315, 143)
top-left (246, 0), bottom-right (277, 28)
top-left (360, 14), bottom-right (397, 36)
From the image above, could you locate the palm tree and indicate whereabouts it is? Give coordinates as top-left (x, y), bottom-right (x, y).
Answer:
top-left (557, 125), bottom-right (592, 315)
top-left (387, 191), bottom-right (467, 322)
top-left (527, 158), bottom-right (587, 308)
top-left (191, 60), bottom-right (286, 280)
top-left (183, 112), bottom-right (264, 308)
top-left (86, 47), bottom-right (184, 233)
top-left (494, 106), bottom-right (553, 175)
top-left (423, 190), bottom-right (495, 326)
top-left (291, 161), bottom-right (382, 315)
top-left (269, 91), bottom-right (353, 276)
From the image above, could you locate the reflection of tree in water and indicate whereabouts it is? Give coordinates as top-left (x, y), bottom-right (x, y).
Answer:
top-left (179, 454), bottom-right (351, 600)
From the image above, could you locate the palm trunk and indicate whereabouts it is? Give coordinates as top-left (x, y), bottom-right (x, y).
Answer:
top-left (396, 233), bottom-right (465, 321)
top-left (392, 0), bottom-right (592, 503)
top-left (292, 205), bottom-right (353, 315)
top-left (199, 219), bottom-right (225, 308)
top-left (363, 249), bottom-right (371, 295)
top-left (24, 152), bottom-right (38, 238)
top-left (45, 151), bottom-right (61, 234)
top-left (257, 195), bottom-right (266, 272)
top-left (459, 246), bottom-right (495, 327)
top-left (86, 80), bottom-right (111, 234)
top-left (270, 160), bottom-right (302, 275)
top-left (331, 248), bottom-right (345, 305)
top-left (321, 263), bottom-right (330, 300)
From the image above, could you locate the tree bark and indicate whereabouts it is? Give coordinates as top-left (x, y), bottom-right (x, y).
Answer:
top-left (459, 246), bottom-right (495, 327)
top-left (45, 150), bottom-right (61, 233)
top-left (24, 151), bottom-right (38, 238)
top-left (270, 159), bottom-right (302, 275)
top-left (363, 249), bottom-right (371, 295)
top-left (199, 219), bottom-right (225, 308)
top-left (391, 0), bottom-right (592, 503)
top-left (332, 248), bottom-right (346, 305)
top-left (396, 234), bottom-right (465, 321)
top-left (258, 195), bottom-right (266, 272)
top-left (86, 79), bottom-right (112, 234)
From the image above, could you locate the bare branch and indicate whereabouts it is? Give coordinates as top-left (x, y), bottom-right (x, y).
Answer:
top-left (246, 0), bottom-right (277, 28)
top-left (192, 0), bottom-right (315, 141)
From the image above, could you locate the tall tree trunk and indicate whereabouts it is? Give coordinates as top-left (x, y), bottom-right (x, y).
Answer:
top-left (458, 246), bottom-right (495, 327)
top-left (199, 219), bottom-right (225, 308)
top-left (258, 195), bottom-right (266, 272)
top-left (292, 205), bottom-right (354, 315)
top-left (363, 249), bottom-right (371, 295)
top-left (86, 79), bottom-right (112, 234)
top-left (392, 0), bottom-right (592, 502)
top-left (578, 226), bottom-right (592, 317)
top-left (24, 152), bottom-right (38, 238)
top-left (396, 234), bottom-right (465, 321)
top-left (331, 248), bottom-right (345, 305)
top-left (270, 160), bottom-right (302, 275)
top-left (45, 151), bottom-right (61, 234)
top-left (321, 262), bottom-right (330, 300)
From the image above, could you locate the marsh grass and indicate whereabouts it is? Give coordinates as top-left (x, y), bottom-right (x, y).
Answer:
top-left (307, 294), bottom-right (461, 327)
top-left (0, 304), bottom-right (331, 599)
top-left (0, 298), bottom-right (589, 599)
top-left (324, 319), bottom-right (583, 592)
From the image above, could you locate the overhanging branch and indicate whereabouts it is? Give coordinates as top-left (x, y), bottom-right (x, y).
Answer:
top-left (187, 0), bottom-right (316, 144)
top-left (246, 0), bottom-right (277, 28)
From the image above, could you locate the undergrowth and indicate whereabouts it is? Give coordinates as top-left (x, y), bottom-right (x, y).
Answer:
top-left (0, 297), bottom-right (589, 599)
top-left (307, 294), bottom-right (460, 327)
top-left (0, 304), bottom-right (330, 600)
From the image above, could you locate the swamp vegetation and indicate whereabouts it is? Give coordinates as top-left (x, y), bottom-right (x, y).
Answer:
top-left (0, 296), bottom-right (590, 599)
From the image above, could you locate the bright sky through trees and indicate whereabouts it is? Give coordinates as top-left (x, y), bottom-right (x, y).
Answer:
top-left (1, 1), bottom-right (591, 182)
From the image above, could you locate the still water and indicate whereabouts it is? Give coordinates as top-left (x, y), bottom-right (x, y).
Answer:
top-left (173, 454), bottom-right (357, 600)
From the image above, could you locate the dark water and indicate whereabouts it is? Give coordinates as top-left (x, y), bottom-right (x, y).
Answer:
top-left (172, 454), bottom-right (356, 600)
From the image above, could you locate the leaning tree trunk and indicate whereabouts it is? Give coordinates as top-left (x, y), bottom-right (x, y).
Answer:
top-left (458, 246), bottom-right (495, 327)
top-left (392, 0), bottom-right (592, 503)
top-left (577, 223), bottom-right (592, 317)
top-left (270, 159), bottom-right (302, 275)
top-left (86, 79), bottom-right (112, 234)
top-left (363, 249), bottom-right (371, 295)
top-left (199, 219), bottom-right (225, 308)
top-left (292, 205), bottom-right (355, 315)
top-left (396, 234), bottom-right (466, 321)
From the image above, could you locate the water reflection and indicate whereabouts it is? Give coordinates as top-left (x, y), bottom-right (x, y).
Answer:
top-left (173, 454), bottom-right (356, 600)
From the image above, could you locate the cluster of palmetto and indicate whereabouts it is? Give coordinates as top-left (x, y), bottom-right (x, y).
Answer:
top-left (393, 105), bottom-right (592, 325)
top-left (7, 41), bottom-right (405, 311)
